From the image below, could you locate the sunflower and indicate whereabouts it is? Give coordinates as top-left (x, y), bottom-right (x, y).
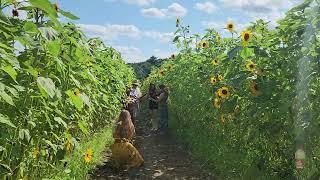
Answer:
top-left (74, 89), bottom-right (81, 96)
top-left (54, 3), bottom-right (58, 12)
top-left (241, 30), bottom-right (252, 45)
top-left (171, 54), bottom-right (175, 59)
top-left (65, 139), bottom-right (72, 152)
top-left (246, 61), bottom-right (256, 72)
top-left (217, 74), bottom-right (223, 81)
top-left (84, 149), bottom-right (93, 163)
top-left (159, 69), bottom-right (164, 76)
top-left (12, 9), bottom-right (19, 17)
top-left (176, 17), bottom-right (180, 27)
top-left (211, 58), bottom-right (219, 66)
top-left (168, 64), bottom-right (173, 70)
top-left (249, 81), bottom-right (262, 96)
top-left (226, 22), bottom-right (235, 32)
top-left (213, 98), bottom-right (220, 109)
top-left (210, 77), bottom-right (217, 85)
top-left (32, 148), bottom-right (39, 159)
top-left (201, 40), bottom-right (209, 48)
top-left (218, 87), bottom-right (230, 99)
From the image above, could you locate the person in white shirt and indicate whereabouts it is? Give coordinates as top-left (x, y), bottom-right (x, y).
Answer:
top-left (129, 80), bottom-right (141, 124)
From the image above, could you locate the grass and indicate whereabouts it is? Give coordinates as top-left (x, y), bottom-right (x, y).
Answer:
top-left (48, 125), bottom-right (114, 180)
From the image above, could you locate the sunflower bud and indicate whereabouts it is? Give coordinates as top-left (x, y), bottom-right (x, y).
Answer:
top-left (54, 3), bottom-right (58, 12)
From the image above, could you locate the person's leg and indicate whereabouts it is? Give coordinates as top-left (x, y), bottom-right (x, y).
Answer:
top-left (151, 109), bottom-right (158, 131)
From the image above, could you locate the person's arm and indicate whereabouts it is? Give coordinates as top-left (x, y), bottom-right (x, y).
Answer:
top-left (150, 93), bottom-right (164, 102)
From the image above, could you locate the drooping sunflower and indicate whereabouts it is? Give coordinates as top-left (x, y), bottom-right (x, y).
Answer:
top-left (226, 22), bottom-right (235, 32)
top-left (213, 98), bottom-right (220, 109)
top-left (54, 3), bottom-right (58, 12)
top-left (84, 149), bottom-right (93, 163)
top-left (249, 81), bottom-right (262, 96)
top-left (241, 30), bottom-right (252, 45)
top-left (217, 74), bottom-right (223, 81)
top-left (218, 87), bottom-right (230, 99)
top-left (210, 77), bottom-right (217, 85)
top-left (74, 89), bottom-right (81, 96)
top-left (246, 61), bottom-right (256, 72)
top-left (211, 58), bottom-right (219, 66)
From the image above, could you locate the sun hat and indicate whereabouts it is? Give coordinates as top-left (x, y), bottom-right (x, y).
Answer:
top-left (132, 80), bottom-right (140, 86)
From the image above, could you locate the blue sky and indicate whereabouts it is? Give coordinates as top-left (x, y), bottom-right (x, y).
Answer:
top-left (57, 0), bottom-right (303, 63)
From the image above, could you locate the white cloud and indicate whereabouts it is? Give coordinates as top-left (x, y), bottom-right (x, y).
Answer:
top-left (113, 45), bottom-right (145, 63)
top-left (219, 0), bottom-right (303, 27)
top-left (141, 3), bottom-right (188, 18)
top-left (105, 0), bottom-right (156, 6)
top-left (78, 23), bottom-right (173, 43)
top-left (194, 2), bottom-right (217, 14)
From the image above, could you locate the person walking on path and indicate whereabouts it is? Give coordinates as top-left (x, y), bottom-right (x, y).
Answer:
top-left (148, 83), bottom-right (159, 132)
top-left (150, 84), bottom-right (169, 133)
top-left (111, 110), bottom-right (144, 169)
top-left (129, 80), bottom-right (142, 124)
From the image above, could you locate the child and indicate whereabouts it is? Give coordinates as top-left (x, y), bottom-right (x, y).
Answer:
top-left (110, 110), bottom-right (144, 169)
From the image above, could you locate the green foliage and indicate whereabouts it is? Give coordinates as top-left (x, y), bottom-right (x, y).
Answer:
top-left (128, 56), bottom-right (167, 80)
top-left (0, 1), bottom-right (133, 179)
top-left (145, 1), bottom-right (320, 179)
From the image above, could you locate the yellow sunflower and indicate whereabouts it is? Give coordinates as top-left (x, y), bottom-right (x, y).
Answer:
top-left (211, 58), bottom-right (219, 66)
top-left (168, 64), bottom-right (173, 70)
top-left (159, 69), bottom-right (165, 76)
top-left (249, 81), bottom-right (262, 96)
top-left (226, 22), bottom-right (235, 32)
top-left (54, 3), bottom-right (58, 12)
top-left (74, 89), bottom-right (81, 96)
top-left (32, 147), bottom-right (39, 159)
top-left (210, 77), bottom-right (217, 85)
top-left (213, 98), bottom-right (220, 109)
top-left (201, 40), bottom-right (209, 48)
top-left (218, 87), bottom-right (231, 99)
top-left (217, 74), bottom-right (223, 81)
top-left (246, 61), bottom-right (257, 72)
top-left (241, 30), bottom-right (252, 45)
top-left (84, 149), bottom-right (93, 163)
top-left (86, 60), bottom-right (92, 67)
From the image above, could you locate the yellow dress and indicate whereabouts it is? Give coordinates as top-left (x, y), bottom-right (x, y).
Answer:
top-left (111, 138), bottom-right (144, 168)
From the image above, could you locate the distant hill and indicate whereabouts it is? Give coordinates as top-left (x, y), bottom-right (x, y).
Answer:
top-left (128, 56), bottom-right (166, 80)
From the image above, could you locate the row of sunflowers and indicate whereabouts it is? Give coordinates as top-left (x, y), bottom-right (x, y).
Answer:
top-left (0, 0), bottom-right (133, 179)
top-left (144, 0), bottom-right (320, 179)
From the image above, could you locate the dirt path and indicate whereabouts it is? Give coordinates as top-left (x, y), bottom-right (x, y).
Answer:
top-left (89, 106), bottom-right (216, 180)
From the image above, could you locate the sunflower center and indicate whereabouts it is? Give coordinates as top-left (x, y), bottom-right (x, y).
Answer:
top-left (254, 84), bottom-right (258, 91)
top-left (244, 33), bottom-right (250, 41)
top-left (249, 64), bottom-right (254, 69)
top-left (222, 89), bottom-right (228, 95)
top-left (203, 43), bottom-right (206, 47)
top-left (228, 24), bottom-right (233, 29)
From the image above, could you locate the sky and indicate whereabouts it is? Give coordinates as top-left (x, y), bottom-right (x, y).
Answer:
top-left (56, 0), bottom-right (303, 63)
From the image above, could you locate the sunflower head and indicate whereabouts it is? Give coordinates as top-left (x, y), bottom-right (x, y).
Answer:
top-left (202, 40), bottom-right (209, 48)
top-left (241, 30), bottom-right (252, 45)
top-left (32, 147), bottom-right (39, 159)
top-left (84, 149), bottom-right (93, 163)
top-left (54, 3), bottom-right (58, 12)
top-left (218, 87), bottom-right (231, 99)
top-left (74, 89), bottom-right (81, 96)
top-left (168, 64), bottom-right (173, 70)
top-left (159, 69), bottom-right (165, 76)
top-left (249, 81), bottom-right (262, 97)
top-left (226, 22), bottom-right (235, 32)
top-left (171, 54), bottom-right (175, 59)
top-left (176, 17), bottom-right (181, 27)
top-left (211, 58), bottom-right (219, 66)
top-left (217, 74), bottom-right (223, 81)
top-left (210, 77), bottom-right (217, 85)
top-left (213, 98), bottom-right (220, 109)
top-left (246, 61), bottom-right (256, 72)
top-left (12, 9), bottom-right (19, 17)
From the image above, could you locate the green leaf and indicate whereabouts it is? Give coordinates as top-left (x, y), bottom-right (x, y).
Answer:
top-left (2, 65), bottom-right (17, 80)
top-left (6, 86), bottom-right (19, 98)
top-left (240, 47), bottom-right (254, 59)
top-left (66, 90), bottom-right (83, 111)
top-left (53, 117), bottom-right (67, 128)
top-left (0, 90), bottom-right (15, 106)
top-left (29, 0), bottom-right (58, 22)
top-left (23, 22), bottom-right (38, 33)
top-left (47, 40), bottom-right (60, 56)
top-left (78, 121), bottom-right (89, 135)
top-left (59, 9), bottom-right (80, 20)
top-left (37, 77), bottom-right (56, 98)
top-left (19, 129), bottom-right (30, 141)
top-left (44, 139), bottom-right (57, 152)
top-left (0, 10), bottom-right (12, 26)
top-left (80, 93), bottom-right (91, 107)
top-left (0, 113), bottom-right (16, 128)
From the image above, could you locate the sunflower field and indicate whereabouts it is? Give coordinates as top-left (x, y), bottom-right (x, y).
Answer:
top-left (145, 0), bottom-right (320, 179)
top-left (0, 0), bottom-right (133, 179)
